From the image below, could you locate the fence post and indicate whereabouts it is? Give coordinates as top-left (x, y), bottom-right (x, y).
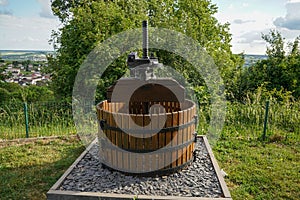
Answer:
top-left (24, 102), bottom-right (29, 138)
top-left (262, 100), bottom-right (270, 141)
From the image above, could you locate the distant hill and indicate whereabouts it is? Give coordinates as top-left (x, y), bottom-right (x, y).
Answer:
top-left (0, 50), bottom-right (54, 61)
top-left (243, 54), bottom-right (268, 67)
top-left (1, 50), bottom-right (267, 66)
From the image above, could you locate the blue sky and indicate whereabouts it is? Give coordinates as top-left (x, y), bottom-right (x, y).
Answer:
top-left (1, 0), bottom-right (300, 54)
top-left (212, 0), bottom-right (300, 54)
top-left (0, 0), bottom-right (60, 50)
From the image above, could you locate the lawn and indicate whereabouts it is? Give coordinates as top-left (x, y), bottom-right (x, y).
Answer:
top-left (214, 126), bottom-right (300, 200)
top-left (0, 137), bottom-right (85, 200)
top-left (0, 130), bottom-right (299, 200)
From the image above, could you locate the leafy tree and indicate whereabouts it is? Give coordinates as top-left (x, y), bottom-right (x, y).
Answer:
top-left (49, 0), bottom-right (243, 101)
top-left (0, 65), bottom-right (8, 81)
top-left (239, 30), bottom-right (300, 100)
top-left (0, 88), bottom-right (10, 102)
top-left (0, 82), bottom-right (54, 103)
top-left (23, 86), bottom-right (55, 103)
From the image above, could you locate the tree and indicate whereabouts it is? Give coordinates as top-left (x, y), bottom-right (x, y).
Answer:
top-left (0, 81), bottom-right (55, 103)
top-left (49, 0), bottom-right (243, 101)
top-left (0, 88), bottom-right (10, 102)
top-left (239, 30), bottom-right (300, 100)
top-left (23, 86), bottom-right (55, 103)
top-left (0, 66), bottom-right (7, 81)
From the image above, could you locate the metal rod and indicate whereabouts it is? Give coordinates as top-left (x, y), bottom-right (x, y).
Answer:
top-left (142, 20), bottom-right (148, 59)
top-left (262, 100), bottom-right (270, 141)
top-left (24, 102), bottom-right (29, 138)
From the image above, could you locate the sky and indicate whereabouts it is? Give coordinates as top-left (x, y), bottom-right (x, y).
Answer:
top-left (0, 0), bottom-right (60, 51)
top-left (211, 0), bottom-right (300, 54)
top-left (0, 0), bottom-right (300, 55)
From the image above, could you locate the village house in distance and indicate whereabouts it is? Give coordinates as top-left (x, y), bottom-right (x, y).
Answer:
top-left (0, 50), bottom-right (51, 86)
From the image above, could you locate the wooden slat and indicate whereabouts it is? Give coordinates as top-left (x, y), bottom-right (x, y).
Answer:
top-left (109, 112), bottom-right (117, 168)
top-left (183, 109), bottom-right (188, 163)
top-left (129, 115), bottom-right (136, 171)
top-left (177, 110), bottom-right (183, 166)
top-left (136, 114), bottom-right (144, 150)
top-left (129, 153), bottom-right (137, 173)
top-left (144, 115), bottom-right (152, 150)
top-left (115, 113), bottom-right (123, 170)
top-left (151, 113), bottom-right (159, 150)
top-left (192, 105), bottom-right (196, 153)
top-left (129, 115), bottom-right (136, 150)
top-left (122, 114), bottom-right (129, 171)
top-left (158, 112), bottom-right (165, 169)
top-left (136, 114), bottom-right (143, 172)
top-left (172, 112), bottom-right (179, 167)
top-left (102, 110), bottom-right (111, 166)
top-left (187, 108), bottom-right (191, 161)
top-left (151, 112), bottom-right (158, 171)
top-left (165, 113), bottom-right (172, 168)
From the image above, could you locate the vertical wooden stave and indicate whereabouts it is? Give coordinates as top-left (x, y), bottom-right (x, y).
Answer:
top-left (187, 107), bottom-right (191, 161)
top-left (136, 114), bottom-right (144, 172)
top-left (177, 110), bottom-right (183, 166)
top-left (104, 110), bottom-right (111, 167)
top-left (143, 114), bottom-right (151, 172)
top-left (165, 112), bottom-right (172, 169)
top-left (158, 108), bottom-right (166, 170)
top-left (151, 112), bottom-right (159, 171)
top-left (172, 111), bottom-right (179, 167)
top-left (182, 108), bottom-right (188, 163)
top-left (109, 110), bottom-right (117, 169)
top-left (115, 109), bottom-right (123, 171)
top-left (122, 114), bottom-right (129, 171)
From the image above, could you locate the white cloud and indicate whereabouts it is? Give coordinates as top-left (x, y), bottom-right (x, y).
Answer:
top-left (274, 1), bottom-right (300, 30)
top-left (36, 0), bottom-right (55, 18)
top-left (228, 4), bottom-right (234, 9)
top-left (0, 14), bottom-right (60, 50)
top-left (233, 19), bottom-right (256, 24)
top-left (214, 9), bottom-right (275, 54)
top-left (0, 8), bottom-right (12, 15)
top-left (288, 0), bottom-right (300, 3)
top-left (0, 0), bottom-right (11, 15)
top-left (242, 3), bottom-right (249, 7)
top-left (237, 31), bottom-right (265, 44)
top-left (211, 0), bottom-right (300, 54)
top-left (0, 0), bottom-right (8, 6)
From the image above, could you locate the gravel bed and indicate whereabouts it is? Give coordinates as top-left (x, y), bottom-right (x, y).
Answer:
top-left (59, 137), bottom-right (223, 198)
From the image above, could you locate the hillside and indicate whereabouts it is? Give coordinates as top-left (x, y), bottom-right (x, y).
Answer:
top-left (1, 50), bottom-right (267, 67)
top-left (0, 50), bottom-right (53, 62)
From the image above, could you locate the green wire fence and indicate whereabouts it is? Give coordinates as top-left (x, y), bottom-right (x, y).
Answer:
top-left (0, 101), bottom-right (77, 140)
top-left (0, 100), bottom-right (299, 141)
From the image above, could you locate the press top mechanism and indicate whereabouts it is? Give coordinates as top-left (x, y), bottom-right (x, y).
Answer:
top-left (127, 20), bottom-right (161, 80)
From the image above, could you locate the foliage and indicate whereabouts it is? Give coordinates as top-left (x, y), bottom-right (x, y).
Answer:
top-left (49, 0), bottom-right (243, 102)
top-left (237, 30), bottom-right (300, 100)
top-left (0, 82), bottom-right (54, 103)
top-left (0, 65), bottom-right (9, 81)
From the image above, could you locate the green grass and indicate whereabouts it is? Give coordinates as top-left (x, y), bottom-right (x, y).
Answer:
top-left (0, 137), bottom-right (85, 200)
top-left (0, 125), bottom-right (76, 140)
top-left (0, 99), bottom-right (299, 199)
top-left (214, 125), bottom-right (300, 200)
top-left (1, 130), bottom-right (299, 200)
